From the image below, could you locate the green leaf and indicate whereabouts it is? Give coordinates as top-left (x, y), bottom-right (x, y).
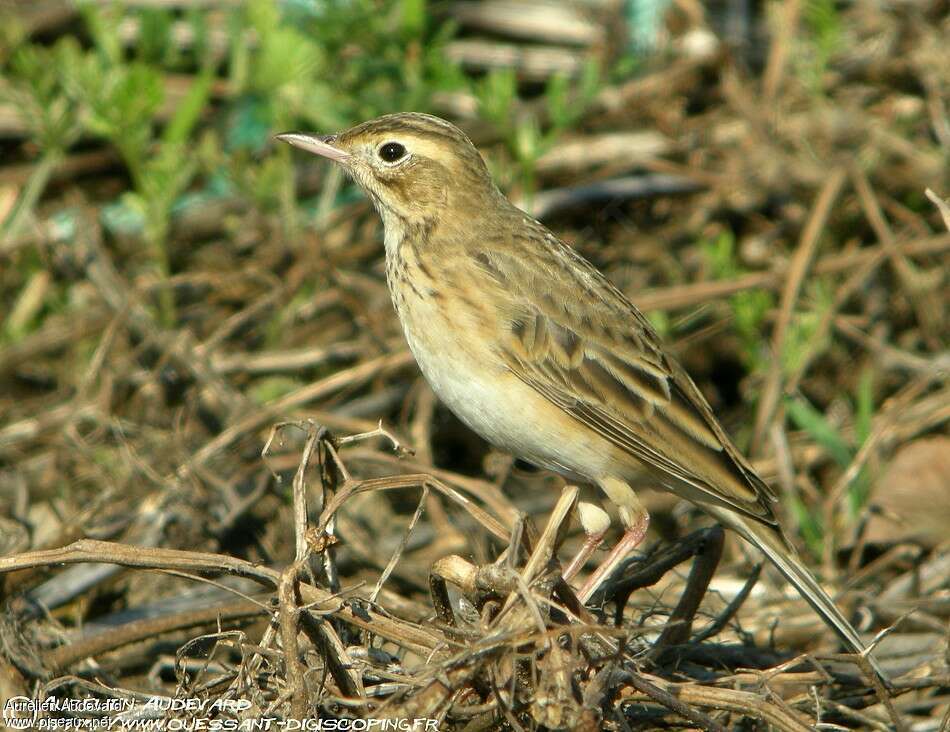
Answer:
top-left (854, 367), bottom-right (874, 446)
top-left (702, 231), bottom-right (738, 279)
top-left (0, 11), bottom-right (27, 64)
top-left (226, 9), bottom-right (251, 92)
top-left (243, 0), bottom-right (323, 95)
top-left (81, 4), bottom-right (123, 66)
top-left (843, 367), bottom-right (876, 518)
top-left (80, 62), bottom-right (163, 155)
top-left (399, 0), bottom-right (427, 38)
top-left (187, 8), bottom-right (211, 67)
top-left (250, 376), bottom-right (301, 404)
top-left (804, 0), bottom-right (842, 56)
top-left (545, 73), bottom-right (571, 130)
top-left (785, 395), bottom-right (853, 469)
top-left (544, 61), bottom-right (600, 133)
top-left (246, 0), bottom-right (280, 37)
top-left (4, 42), bottom-right (82, 151)
top-left (477, 68), bottom-right (518, 130)
top-left (136, 8), bottom-right (174, 65)
top-left (514, 116), bottom-right (542, 166)
top-left (578, 57), bottom-right (602, 103)
top-left (781, 278), bottom-right (834, 375)
top-left (254, 27), bottom-right (322, 92)
top-left (788, 494), bottom-right (825, 557)
top-left (162, 62), bottom-right (215, 146)
top-left (734, 289), bottom-right (773, 342)
top-left (646, 310), bottom-right (671, 338)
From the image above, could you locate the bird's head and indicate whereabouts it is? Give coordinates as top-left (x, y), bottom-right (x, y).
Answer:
top-left (277, 113), bottom-right (503, 234)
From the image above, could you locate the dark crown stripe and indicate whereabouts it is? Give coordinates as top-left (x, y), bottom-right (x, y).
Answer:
top-left (344, 113), bottom-right (472, 147)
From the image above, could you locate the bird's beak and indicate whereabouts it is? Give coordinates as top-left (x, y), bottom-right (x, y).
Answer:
top-left (275, 132), bottom-right (350, 163)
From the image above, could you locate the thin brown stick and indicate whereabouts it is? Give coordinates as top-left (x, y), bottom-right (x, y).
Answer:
top-left (634, 232), bottom-right (950, 313)
top-left (621, 675), bottom-right (813, 732)
top-left (278, 568), bottom-right (308, 720)
top-left (181, 351), bottom-right (413, 476)
top-left (370, 485), bottom-right (429, 604)
top-left (925, 188), bottom-right (950, 231)
top-left (42, 598), bottom-right (268, 672)
top-left (622, 671), bottom-right (728, 732)
top-left (298, 611), bottom-right (365, 699)
top-left (652, 525), bottom-right (724, 650)
top-left (0, 540), bottom-right (445, 656)
top-left (752, 168), bottom-right (848, 453)
top-left (762, 0), bottom-right (802, 101)
top-left (852, 166), bottom-right (939, 345)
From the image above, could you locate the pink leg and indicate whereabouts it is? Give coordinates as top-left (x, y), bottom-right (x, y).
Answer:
top-left (563, 531), bottom-right (607, 582)
top-left (577, 509), bottom-right (650, 603)
top-left (563, 501), bottom-right (611, 582)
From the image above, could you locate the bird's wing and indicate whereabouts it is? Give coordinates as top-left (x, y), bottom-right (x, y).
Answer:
top-left (472, 223), bottom-right (778, 528)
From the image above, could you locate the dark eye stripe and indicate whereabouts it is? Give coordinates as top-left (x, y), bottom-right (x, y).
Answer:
top-left (379, 142), bottom-right (406, 163)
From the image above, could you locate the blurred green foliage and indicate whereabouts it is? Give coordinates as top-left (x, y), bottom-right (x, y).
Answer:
top-left (0, 0), bottom-right (614, 356)
top-left (785, 366), bottom-right (875, 556)
top-left (1, 0), bottom-right (604, 253)
top-left (702, 231), bottom-right (774, 372)
top-left (476, 62), bottom-right (601, 200)
top-left (799, 0), bottom-right (843, 93)
top-left (781, 278), bottom-right (834, 376)
top-left (0, 0), bottom-right (470, 327)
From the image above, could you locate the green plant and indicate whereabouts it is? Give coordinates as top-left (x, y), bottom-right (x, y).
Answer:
top-left (799, 0), bottom-right (843, 93)
top-left (784, 366), bottom-right (877, 556)
top-left (0, 37), bottom-right (86, 343)
top-left (74, 7), bottom-right (215, 324)
top-left (476, 61), bottom-right (601, 201)
top-left (702, 231), bottom-right (775, 372)
top-left (0, 41), bottom-right (83, 243)
top-left (780, 278), bottom-right (835, 377)
top-left (222, 0), bottom-right (464, 232)
top-left (5, 4), bottom-right (216, 327)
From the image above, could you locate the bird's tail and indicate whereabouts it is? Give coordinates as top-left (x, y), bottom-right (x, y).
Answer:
top-left (706, 505), bottom-right (889, 686)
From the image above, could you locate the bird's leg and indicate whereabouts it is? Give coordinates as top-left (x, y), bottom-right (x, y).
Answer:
top-left (577, 479), bottom-right (650, 603)
top-left (562, 502), bottom-right (610, 582)
top-left (576, 511), bottom-right (649, 603)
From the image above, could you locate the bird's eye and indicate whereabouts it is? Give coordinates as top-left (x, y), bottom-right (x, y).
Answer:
top-left (378, 142), bottom-right (407, 163)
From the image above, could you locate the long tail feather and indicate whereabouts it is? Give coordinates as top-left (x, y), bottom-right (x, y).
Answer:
top-left (706, 506), bottom-right (889, 685)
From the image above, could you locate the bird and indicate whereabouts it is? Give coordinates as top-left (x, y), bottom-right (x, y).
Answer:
top-left (277, 112), bottom-right (886, 683)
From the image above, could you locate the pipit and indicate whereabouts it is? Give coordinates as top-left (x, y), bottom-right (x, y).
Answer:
top-left (278, 113), bottom-right (885, 681)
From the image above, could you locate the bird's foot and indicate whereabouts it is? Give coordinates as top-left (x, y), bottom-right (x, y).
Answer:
top-left (576, 510), bottom-right (649, 604)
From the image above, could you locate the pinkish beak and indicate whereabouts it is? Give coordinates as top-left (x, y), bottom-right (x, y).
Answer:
top-left (275, 132), bottom-right (351, 163)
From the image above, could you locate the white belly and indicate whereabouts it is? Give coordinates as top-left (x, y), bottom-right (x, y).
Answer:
top-left (395, 288), bottom-right (613, 482)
